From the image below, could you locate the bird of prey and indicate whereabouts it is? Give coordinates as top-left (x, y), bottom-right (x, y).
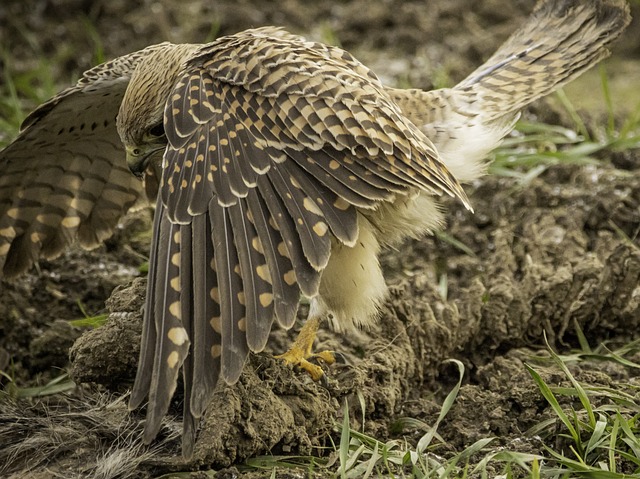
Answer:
top-left (0, 0), bottom-right (630, 458)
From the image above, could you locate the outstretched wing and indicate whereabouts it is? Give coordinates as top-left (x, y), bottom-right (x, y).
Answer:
top-left (128, 27), bottom-right (469, 456)
top-left (0, 44), bottom-right (169, 278)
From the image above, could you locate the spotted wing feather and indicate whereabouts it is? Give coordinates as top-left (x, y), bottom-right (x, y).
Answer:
top-left (0, 45), bottom-right (171, 278)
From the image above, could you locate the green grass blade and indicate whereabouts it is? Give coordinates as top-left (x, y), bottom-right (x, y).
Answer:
top-left (339, 399), bottom-right (350, 478)
top-left (608, 413), bottom-right (620, 473)
top-left (525, 363), bottom-right (579, 443)
top-left (546, 336), bottom-right (596, 429)
top-left (554, 88), bottom-right (590, 139)
top-left (416, 359), bottom-right (465, 454)
top-left (16, 373), bottom-right (76, 398)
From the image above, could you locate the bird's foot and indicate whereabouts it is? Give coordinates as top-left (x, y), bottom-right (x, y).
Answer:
top-left (275, 316), bottom-right (335, 381)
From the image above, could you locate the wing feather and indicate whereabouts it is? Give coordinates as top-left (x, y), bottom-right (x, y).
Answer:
top-left (0, 46), bottom-right (174, 278)
top-left (189, 212), bottom-right (222, 417)
top-left (208, 199), bottom-right (249, 384)
top-left (178, 223), bottom-right (197, 458)
top-left (244, 187), bottom-right (300, 329)
top-left (144, 209), bottom-right (190, 443)
top-left (228, 197), bottom-right (275, 352)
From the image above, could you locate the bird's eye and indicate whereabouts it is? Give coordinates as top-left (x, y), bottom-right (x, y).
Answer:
top-left (148, 122), bottom-right (165, 138)
top-left (132, 147), bottom-right (142, 156)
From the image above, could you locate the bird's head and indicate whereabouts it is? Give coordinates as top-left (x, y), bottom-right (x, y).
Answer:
top-left (117, 43), bottom-right (200, 179)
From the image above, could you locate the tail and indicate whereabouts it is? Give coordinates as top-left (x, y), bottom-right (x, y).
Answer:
top-left (389, 0), bottom-right (631, 182)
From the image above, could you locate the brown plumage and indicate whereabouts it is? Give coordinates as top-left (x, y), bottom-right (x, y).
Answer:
top-left (0, 0), bottom-right (630, 458)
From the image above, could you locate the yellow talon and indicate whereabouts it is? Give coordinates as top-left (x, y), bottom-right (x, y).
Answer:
top-left (276, 316), bottom-right (335, 381)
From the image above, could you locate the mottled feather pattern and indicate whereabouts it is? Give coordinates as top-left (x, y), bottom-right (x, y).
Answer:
top-left (228, 197), bottom-right (275, 352)
top-left (244, 186), bottom-right (300, 329)
top-left (254, 174), bottom-right (321, 298)
top-left (0, 46), bottom-right (172, 277)
top-left (195, 28), bottom-right (471, 208)
top-left (277, 158), bottom-right (359, 247)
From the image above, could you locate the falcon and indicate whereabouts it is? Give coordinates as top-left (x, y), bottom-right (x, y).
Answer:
top-left (0, 0), bottom-right (630, 458)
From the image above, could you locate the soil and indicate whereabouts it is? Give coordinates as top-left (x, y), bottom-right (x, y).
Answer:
top-left (0, 1), bottom-right (639, 478)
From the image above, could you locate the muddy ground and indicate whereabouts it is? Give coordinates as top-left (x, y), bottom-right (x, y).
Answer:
top-left (0, 0), bottom-right (639, 478)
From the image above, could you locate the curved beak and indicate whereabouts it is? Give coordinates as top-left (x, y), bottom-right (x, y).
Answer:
top-left (126, 145), bottom-right (166, 179)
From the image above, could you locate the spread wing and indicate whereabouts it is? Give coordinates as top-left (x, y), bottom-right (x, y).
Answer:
top-left (128, 27), bottom-right (470, 456)
top-left (0, 44), bottom-right (169, 278)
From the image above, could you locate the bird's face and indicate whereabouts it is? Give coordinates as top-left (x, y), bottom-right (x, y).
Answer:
top-left (117, 43), bottom-right (200, 178)
top-left (123, 122), bottom-right (167, 179)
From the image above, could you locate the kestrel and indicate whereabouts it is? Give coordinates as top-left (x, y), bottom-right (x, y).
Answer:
top-left (0, 0), bottom-right (629, 458)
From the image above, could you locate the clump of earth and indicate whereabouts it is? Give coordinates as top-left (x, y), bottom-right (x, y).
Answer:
top-left (0, 1), bottom-right (639, 478)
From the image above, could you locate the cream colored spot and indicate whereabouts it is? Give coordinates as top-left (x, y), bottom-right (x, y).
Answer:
top-left (256, 264), bottom-right (271, 282)
top-left (333, 197), bottom-right (350, 211)
top-left (210, 287), bottom-right (219, 302)
top-left (170, 276), bottom-right (180, 291)
top-left (167, 326), bottom-right (188, 346)
top-left (169, 301), bottom-right (181, 319)
top-left (6, 208), bottom-right (19, 219)
top-left (303, 197), bottom-right (322, 216)
top-left (0, 244), bottom-right (10, 255)
top-left (283, 269), bottom-right (296, 285)
top-left (61, 216), bottom-right (81, 228)
top-left (251, 237), bottom-right (263, 254)
top-left (329, 160), bottom-right (340, 170)
top-left (237, 291), bottom-right (245, 305)
top-left (211, 344), bottom-right (222, 358)
top-left (259, 292), bottom-right (273, 307)
top-left (171, 252), bottom-right (180, 266)
top-left (313, 221), bottom-right (328, 237)
top-left (167, 351), bottom-right (180, 369)
top-left (210, 316), bottom-right (222, 333)
top-left (30, 232), bottom-right (44, 243)
top-left (0, 226), bottom-right (16, 238)
top-left (173, 230), bottom-right (180, 244)
top-left (277, 242), bottom-right (288, 257)
top-left (237, 317), bottom-right (247, 332)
